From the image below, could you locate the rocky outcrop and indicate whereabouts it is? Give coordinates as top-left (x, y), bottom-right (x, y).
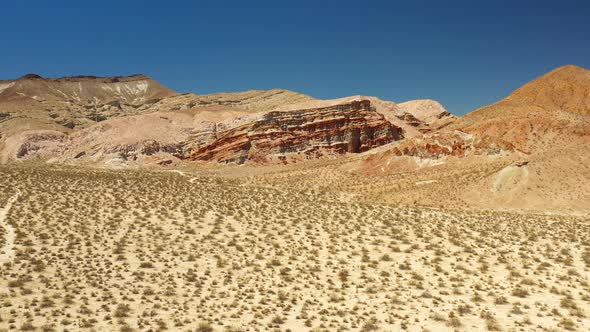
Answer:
top-left (187, 100), bottom-right (403, 164)
top-left (359, 130), bottom-right (520, 176)
top-left (396, 99), bottom-right (456, 134)
top-left (272, 96), bottom-right (456, 138)
top-left (387, 131), bottom-right (518, 159)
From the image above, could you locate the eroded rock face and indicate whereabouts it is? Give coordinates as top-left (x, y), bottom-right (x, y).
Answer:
top-left (187, 100), bottom-right (403, 164)
top-left (387, 131), bottom-right (518, 159)
top-left (395, 99), bottom-right (456, 134)
top-left (0, 74), bottom-right (177, 134)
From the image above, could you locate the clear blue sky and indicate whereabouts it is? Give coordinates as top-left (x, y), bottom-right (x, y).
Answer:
top-left (2, 0), bottom-right (589, 115)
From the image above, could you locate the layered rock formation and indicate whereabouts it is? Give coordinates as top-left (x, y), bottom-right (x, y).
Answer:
top-left (6, 99), bottom-right (403, 166)
top-left (187, 99), bottom-right (403, 164)
top-left (396, 99), bottom-right (455, 134)
top-left (271, 95), bottom-right (455, 137)
top-left (387, 131), bottom-right (517, 159)
top-left (144, 89), bottom-right (315, 114)
top-left (0, 72), bottom-right (453, 166)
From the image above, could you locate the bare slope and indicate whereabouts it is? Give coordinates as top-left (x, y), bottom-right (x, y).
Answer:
top-left (0, 73), bottom-right (178, 162)
top-left (0, 73), bottom-right (176, 129)
top-left (356, 65), bottom-right (590, 211)
top-left (452, 64), bottom-right (590, 152)
top-left (146, 89), bottom-right (315, 114)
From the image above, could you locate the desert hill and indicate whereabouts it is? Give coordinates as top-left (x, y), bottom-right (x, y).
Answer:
top-left (8, 98), bottom-right (405, 166)
top-left (363, 64), bottom-right (590, 167)
top-left (450, 64), bottom-right (590, 153)
top-left (0, 73), bottom-right (453, 165)
top-left (356, 65), bottom-right (590, 211)
top-left (0, 77), bottom-right (320, 164)
top-left (397, 99), bottom-right (455, 131)
top-left (0, 73), bottom-right (174, 162)
top-left (463, 65), bottom-right (590, 122)
top-left (0, 73), bottom-right (176, 130)
top-left (144, 89), bottom-right (315, 115)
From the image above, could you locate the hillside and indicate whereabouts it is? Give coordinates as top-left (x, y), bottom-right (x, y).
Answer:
top-left (145, 89), bottom-right (316, 114)
top-left (0, 75), bottom-right (453, 166)
top-left (0, 74), bottom-right (176, 131)
top-left (356, 65), bottom-right (590, 211)
top-left (451, 65), bottom-right (590, 152)
top-left (463, 65), bottom-right (590, 122)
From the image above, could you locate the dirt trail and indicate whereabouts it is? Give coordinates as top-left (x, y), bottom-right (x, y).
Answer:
top-left (0, 193), bottom-right (19, 263)
top-left (167, 169), bottom-right (199, 183)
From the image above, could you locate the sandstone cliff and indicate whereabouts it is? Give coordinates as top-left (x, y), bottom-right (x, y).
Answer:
top-left (271, 95), bottom-right (454, 137)
top-left (187, 99), bottom-right (403, 164)
top-left (396, 99), bottom-right (456, 133)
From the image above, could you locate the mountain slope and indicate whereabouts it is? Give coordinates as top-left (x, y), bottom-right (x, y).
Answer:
top-left (0, 74), bottom-right (176, 144)
top-left (143, 89), bottom-right (315, 116)
top-left (463, 65), bottom-right (590, 123)
top-left (0, 74), bottom-right (179, 162)
top-left (364, 64), bottom-right (590, 169)
top-left (0, 74), bottom-right (176, 128)
top-left (450, 64), bottom-right (590, 153)
top-left (356, 64), bottom-right (590, 211)
top-left (1, 75), bottom-right (452, 165)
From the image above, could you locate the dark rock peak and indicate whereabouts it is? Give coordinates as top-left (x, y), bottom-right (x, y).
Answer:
top-left (14, 73), bottom-right (151, 83)
top-left (19, 73), bottom-right (44, 80)
top-left (57, 74), bottom-right (151, 83)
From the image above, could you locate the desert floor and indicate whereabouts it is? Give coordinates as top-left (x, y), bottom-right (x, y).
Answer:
top-left (1, 164), bottom-right (589, 331)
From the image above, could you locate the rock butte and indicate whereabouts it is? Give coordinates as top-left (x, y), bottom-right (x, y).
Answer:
top-left (187, 99), bottom-right (403, 164)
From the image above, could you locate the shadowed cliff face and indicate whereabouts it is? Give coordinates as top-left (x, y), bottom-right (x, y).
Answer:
top-left (187, 100), bottom-right (403, 164)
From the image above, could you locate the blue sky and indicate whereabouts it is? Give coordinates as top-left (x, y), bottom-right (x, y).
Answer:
top-left (1, 0), bottom-right (589, 115)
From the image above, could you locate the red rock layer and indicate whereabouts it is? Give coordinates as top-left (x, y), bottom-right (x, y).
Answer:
top-left (387, 131), bottom-right (519, 159)
top-left (187, 100), bottom-right (403, 164)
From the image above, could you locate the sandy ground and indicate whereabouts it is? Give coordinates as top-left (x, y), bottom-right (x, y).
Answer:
top-left (0, 193), bottom-right (18, 263)
top-left (0, 164), bottom-right (588, 332)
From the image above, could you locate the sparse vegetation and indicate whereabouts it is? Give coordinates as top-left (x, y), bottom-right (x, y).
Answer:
top-left (0, 163), bottom-right (588, 331)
